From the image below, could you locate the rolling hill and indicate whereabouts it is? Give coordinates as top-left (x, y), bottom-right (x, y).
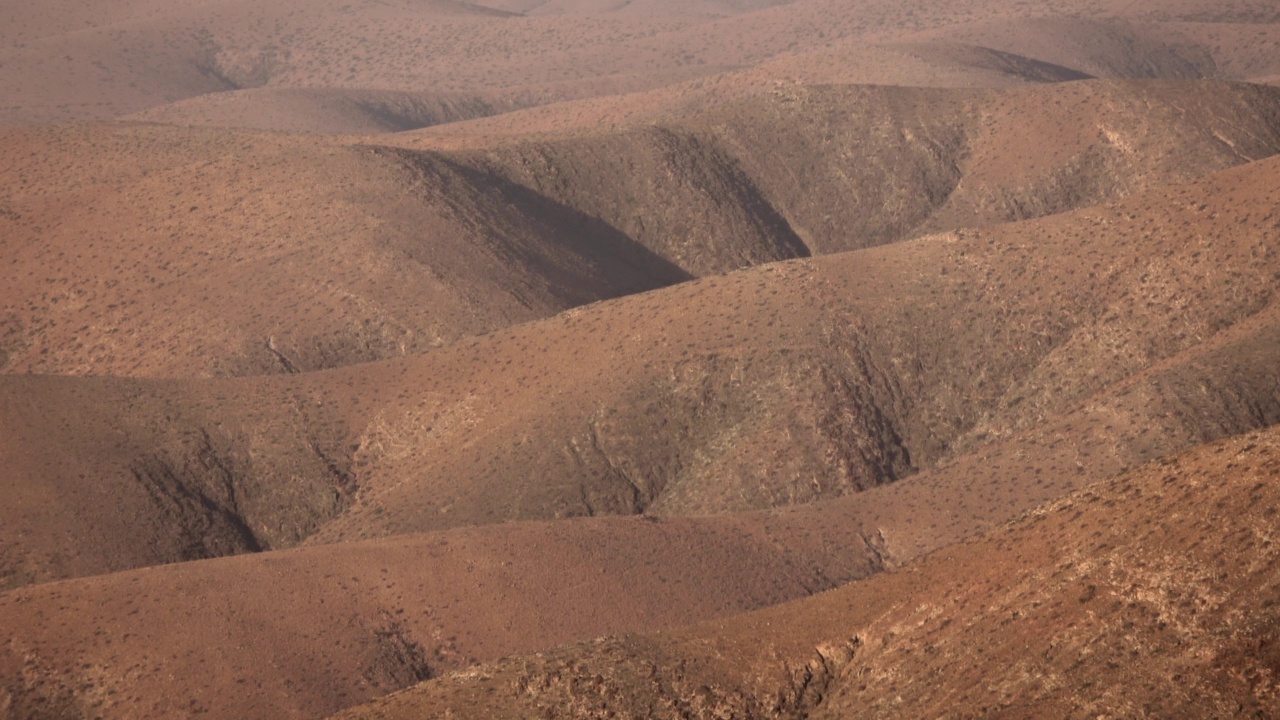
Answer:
top-left (330, 425), bottom-right (1280, 719)
top-left (4, 0), bottom-right (1280, 719)
top-left (0, 511), bottom-right (875, 720)
top-left (4, 0), bottom-right (1278, 128)
top-left (5, 79), bottom-right (1280, 377)
top-left (1, 283), bottom-right (1276, 718)
top-left (0, 123), bottom-right (689, 378)
top-left (442, 80), bottom-right (1280, 262)
top-left (3, 151), bottom-right (1277, 593)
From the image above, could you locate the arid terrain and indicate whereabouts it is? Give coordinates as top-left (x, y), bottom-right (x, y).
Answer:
top-left (1, 0), bottom-right (1278, 718)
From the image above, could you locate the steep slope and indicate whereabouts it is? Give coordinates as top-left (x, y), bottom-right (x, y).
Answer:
top-left (1, 298), bottom-right (1276, 718)
top-left (14, 80), bottom-right (1277, 377)
top-left (303, 152), bottom-right (1280, 544)
top-left (453, 125), bottom-right (811, 275)
top-left (0, 123), bottom-right (688, 377)
top-left (0, 511), bottom-right (872, 720)
top-left (3, 153), bottom-right (1277, 590)
top-left (684, 79), bottom-right (1280, 252)
top-left (765, 298), bottom-right (1280, 569)
top-left (433, 80), bottom-right (1280, 266)
top-left (331, 425), bottom-right (1280, 719)
top-left (1162, 21), bottom-right (1280, 82)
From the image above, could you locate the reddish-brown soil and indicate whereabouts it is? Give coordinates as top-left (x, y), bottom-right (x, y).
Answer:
top-left (4, 1), bottom-right (1280, 719)
top-left (5, 80), bottom-right (1280, 377)
top-left (331, 426), bottom-right (1280, 719)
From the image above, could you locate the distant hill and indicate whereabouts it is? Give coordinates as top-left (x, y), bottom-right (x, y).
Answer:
top-left (5, 80), bottom-right (1279, 377)
top-left (3, 0), bottom-right (1277, 126)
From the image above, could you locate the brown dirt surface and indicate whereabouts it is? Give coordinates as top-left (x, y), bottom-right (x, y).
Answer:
top-left (0, 123), bottom-right (690, 377)
top-left (6, 80), bottom-right (1280, 377)
top-left (5, 1), bottom-right (1280, 719)
top-left (327, 425), bottom-right (1280, 720)
top-left (3, 152), bottom-right (1277, 592)
top-left (3, 0), bottom-right (1277, 127)
top-left (2, 293), bottom-right (1276, 718)
top-left (125, 88), bottom-right (527, 135)
top-left (0, 512), bottom-right (877, 720)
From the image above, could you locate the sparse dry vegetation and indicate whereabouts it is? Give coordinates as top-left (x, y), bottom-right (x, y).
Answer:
top-left (3, 0), bottom-right (1280, 719)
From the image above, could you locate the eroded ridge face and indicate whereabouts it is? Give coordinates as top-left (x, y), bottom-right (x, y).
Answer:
top-left (3, 1), bottom-right (1280, 720)
top-left (327, 426), bottom-right (1280, 720)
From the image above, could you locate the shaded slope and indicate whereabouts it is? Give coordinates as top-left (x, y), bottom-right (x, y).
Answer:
top-left (0, 123), bottom-right (688, 377)
top-left (906, 17), bottom-right (1220, 80)
top-left (0, 511), bottom-right (874, 720)
top-left (437, 80), bottom-right (1280, 268)
top-left (3, 154), bottom-right (1278, 589)
top-left (308, 153), bottom-right (1280, 546)
top-left (1, 298), bottom-right (1277, 718)
top-left (762, 298), bottom-right (1280, 571)
top-left (455, 125), bottom-right (812, 275)
top-left (18, 80), bottom-right (1279, 376)
top-left (0, 279), bottom-right (1276, 717)
top-left (910, 17), bottom-right (1280, 84)
top-left (1162, 21), bottom-right (1280, 82)
top-left (332, 425), bottom-right (1280, 720)
top-left (680, 79), bottom-right (1280, 251)
top-left (0, 372), bottom-right (361, 589)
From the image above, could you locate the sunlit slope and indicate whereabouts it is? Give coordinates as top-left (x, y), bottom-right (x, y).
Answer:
top-left (3, 155), bottom-right (1276, 589)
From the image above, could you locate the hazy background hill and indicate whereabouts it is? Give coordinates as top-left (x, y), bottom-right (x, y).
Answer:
top-left (3, 0), bottom-right (1278, 127)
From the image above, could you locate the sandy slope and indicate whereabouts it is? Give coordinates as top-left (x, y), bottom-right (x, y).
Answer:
top-left (3, 0), bottom-right (1277, 127)
top-left (126, 88), bottom-right (525, 134)
top-left (0, 0), bottom-right (701, 125)
top-left (3, 1), bottom-right (1280, 718)
top-left (0, 512), bottom-right (873, 720)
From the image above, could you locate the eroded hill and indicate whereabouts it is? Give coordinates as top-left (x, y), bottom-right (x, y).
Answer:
top-left (4, 1), bottom-right (1280, 719)
top-left (5, 79), bottom-right (1280, 377)
top-left (3, 153), bottom-right (1277, 592)
top-left (0, 123), bottom-right (688, 377)
top-left (328, 425), bottom-right (1280, 720)
top-left (1, 299), bottom-right (1276, 718)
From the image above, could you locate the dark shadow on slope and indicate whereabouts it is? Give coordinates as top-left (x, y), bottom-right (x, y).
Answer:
top-left (433, 153), bottom-right (698, 295)
top-left (966, 46), bottom-right (1096, 82)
